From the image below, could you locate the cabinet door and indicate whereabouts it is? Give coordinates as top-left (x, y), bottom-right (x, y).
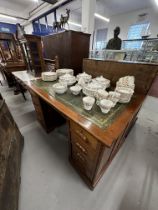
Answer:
top-left (0, 101), bottom-right (23, 210)
top-left (1, 130), bottom-right (22, 210)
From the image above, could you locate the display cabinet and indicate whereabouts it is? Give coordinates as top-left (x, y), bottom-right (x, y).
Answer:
top-left (17, 34), bottom-right (46, 76)
top-left (0, 32), bottom-right (26, 87)
top-left (0, 32), bottom-right (23, 63)
top-left (122, 38), bottom-right (158, 51)
top-left (90, 38), bottom-right (158, 63)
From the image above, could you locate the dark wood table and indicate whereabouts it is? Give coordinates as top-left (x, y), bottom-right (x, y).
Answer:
top-left (12, 70), bottom-right (146, 190)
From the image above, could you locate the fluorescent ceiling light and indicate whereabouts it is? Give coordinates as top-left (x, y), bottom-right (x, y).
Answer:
top-left (0, 14), bottom-right (17, 21)
top-left (155, 0), bottom-right (158, 6)
top-left (95, 13), bottom-right (110, 22)
top-left (68, 21), bottom-right (82, 27)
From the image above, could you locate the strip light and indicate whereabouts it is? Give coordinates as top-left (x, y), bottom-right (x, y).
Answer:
top-left (155, 0), bottom-right (158, 6)
top-left (68, 21), bottom-right (82, 27)
top-left (0, 14), bottom-right (17, 21)
top-left (95, 13), bottom-right (110, 22)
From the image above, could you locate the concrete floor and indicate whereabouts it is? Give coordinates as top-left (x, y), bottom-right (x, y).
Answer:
top-left (1, 81), bottom-right (158, 210)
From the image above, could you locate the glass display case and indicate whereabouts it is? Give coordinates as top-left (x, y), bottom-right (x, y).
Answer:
top-left (89, 50), bottom-right (126, 61)
top-left (89, 38), bottom-right (158, 63)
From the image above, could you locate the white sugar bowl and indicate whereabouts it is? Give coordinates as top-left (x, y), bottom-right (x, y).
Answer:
top-left (70, 85), bottom-right (82, 95)
top-left (56, 68), bottom-right (74, 77)
top-left (94, 76), bottom-right (110, 89)
top-left (108, 91), bottom-right (121, 107)
top-left (99, 99), bottom-right (114, 114)
top-left (83, 82), bottom-right (103, 97)
top-left (96, 89), bottom-right (109, 100)
top-left (41, 72), bottom-right (57, 81)
top-left (59, 73), bottom-right (76, 86)
top-left (116, 87), bottom-right (134, 103)
top-left (53, 83), bottom-right (67, 94)
top-left (83, 96), bottom-right (95, 111)
top-left (77, 72), bottom-right (92, 83)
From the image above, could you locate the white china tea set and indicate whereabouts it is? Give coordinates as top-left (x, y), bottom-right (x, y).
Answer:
top-left (41, 69), bottom-right (135, 114)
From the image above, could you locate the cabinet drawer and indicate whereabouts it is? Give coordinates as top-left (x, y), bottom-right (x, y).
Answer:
top-left (71, 146), bottom-right (95, 180)
top-left (71, 133), bottom-right (98, 161)
top-left (70, 121), bottom-right (98, 151)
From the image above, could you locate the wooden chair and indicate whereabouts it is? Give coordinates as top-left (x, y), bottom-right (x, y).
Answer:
top-left (15, 56), bottom-right (59, 100)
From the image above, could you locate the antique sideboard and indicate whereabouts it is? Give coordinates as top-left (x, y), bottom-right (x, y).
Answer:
top-left (12, 60), bottom-right (158, 189)
top-left (0, 93), bottom-right (24, 210)
top-left (42, 30), bottom-right (90, 75)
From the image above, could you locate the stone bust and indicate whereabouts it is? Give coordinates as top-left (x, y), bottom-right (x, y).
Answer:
top-left (106, 27), bottom-right (122, 50)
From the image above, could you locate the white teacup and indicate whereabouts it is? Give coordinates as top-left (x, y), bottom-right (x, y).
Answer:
top-left (70, 85), bottom-right (82, 95)
top-left (83, 96), bottom-right (95, 111)
top-left (99, 99), bottom-right (113, 114)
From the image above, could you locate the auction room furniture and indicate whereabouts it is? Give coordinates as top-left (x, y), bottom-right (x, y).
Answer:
top-left (12, 60), bottom-right (158, 189)
top-left (0, 93), bottom-right (24, 210)
top-left (17, 34), bottom-right (45, 76)
top-left (42, 30), bottom-right (90, 75)
top-left (0, 32), bottom-right (26, 87)
top-left (16, 23), bottom-right (60, 76)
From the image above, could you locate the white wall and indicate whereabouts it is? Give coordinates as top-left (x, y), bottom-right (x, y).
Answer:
top-left (107, 7), bottom-right (158, 40)
top-left (56, 7), bottom-right (81, 32)
top-left (24, 23), bottom-right (33, 34)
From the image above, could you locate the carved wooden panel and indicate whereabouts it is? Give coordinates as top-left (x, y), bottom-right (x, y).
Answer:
top-left (0, 96), bottom-right (23, 210)
top-left (83, 59), bottom-right (158, 94)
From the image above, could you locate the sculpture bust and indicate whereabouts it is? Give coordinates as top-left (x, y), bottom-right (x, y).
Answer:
top-left (106, 26), bottom-right (122, 50)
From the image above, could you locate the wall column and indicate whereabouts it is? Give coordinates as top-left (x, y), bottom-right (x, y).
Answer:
top-left (82, 0), bottom-right (96, 49)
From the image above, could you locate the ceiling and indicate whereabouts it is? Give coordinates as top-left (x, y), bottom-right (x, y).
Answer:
top-left (0, 0), bottom-right (156, 22)
top-left (0, 0), bottom-right (41, 15)
top-left (96, 0), bottom-right (154, 16)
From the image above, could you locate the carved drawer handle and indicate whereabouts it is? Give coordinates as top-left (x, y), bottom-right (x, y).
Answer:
top-left (75, 142), bottom-right (87, 155)
top-left (76, 130), bottom-right (88, 143)
top-left (76, 153), bottom-right (85, 162)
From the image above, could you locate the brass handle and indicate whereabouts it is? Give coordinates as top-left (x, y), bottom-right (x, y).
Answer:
top-left (75, 142), bottom-right (87, 155)
top-left (76, 130), bottom-right (88, 143)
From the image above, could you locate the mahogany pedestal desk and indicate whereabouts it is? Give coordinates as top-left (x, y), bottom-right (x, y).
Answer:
top-left (12, 60), bottom-right (158, 190)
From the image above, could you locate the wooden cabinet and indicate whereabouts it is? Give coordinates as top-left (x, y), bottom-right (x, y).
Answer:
top-left (0, 32), bottom-right (26, 87)
top-left (17, 34), bottom-right (46, 77)
top-left (0, 94), bottom-right (24, 210)
top-left (42, 30), bottom-right (90, 75)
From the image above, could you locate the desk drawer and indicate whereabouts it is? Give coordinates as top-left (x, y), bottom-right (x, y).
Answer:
top-left (71, 146), bottom-right (95, 180)
top-left (71, 133), bottom-right (98, 162)
top-left (70, 121), bottom-right (98, 151)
